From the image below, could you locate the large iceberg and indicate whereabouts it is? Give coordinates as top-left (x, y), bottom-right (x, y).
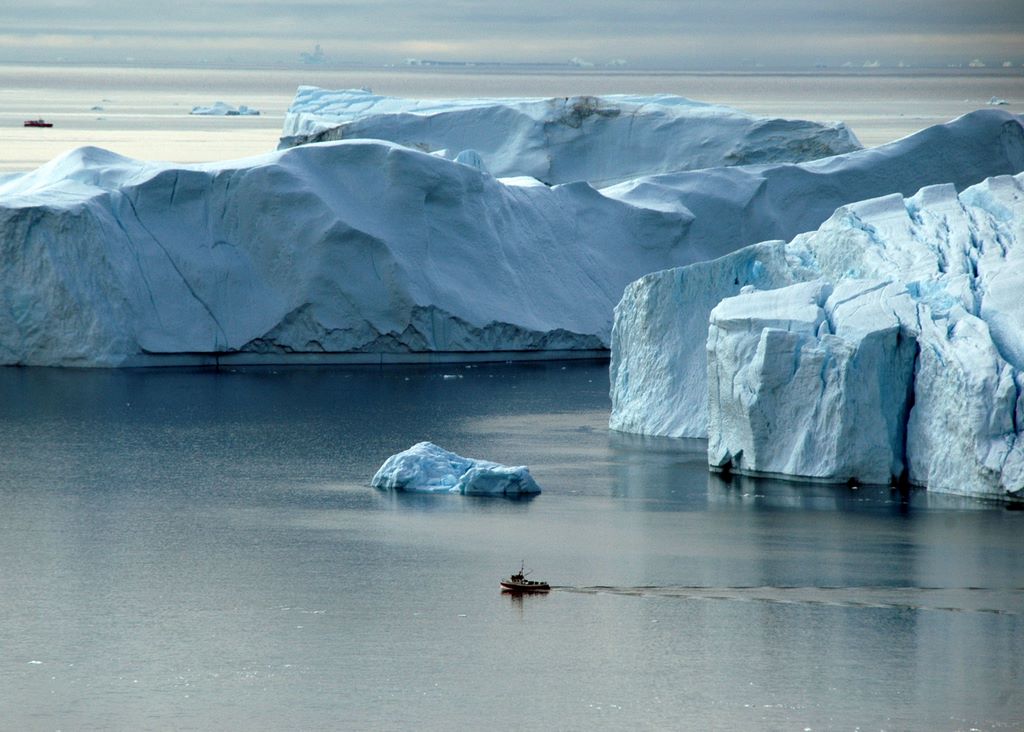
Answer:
top-left (611, 172), bottom-right (1024, 500)
top-left (0, 141), bottom-right (681, 366)
top-left (279, 87), bottom-right (862, 186)
top-left (610, 110), bottom-right (1024, 438)
top-left (1, 110), bottom-right (1021, 367)
top-left (371, 441), bottom-right (542, 495)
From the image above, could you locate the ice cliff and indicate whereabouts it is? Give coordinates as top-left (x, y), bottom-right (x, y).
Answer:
top-left (371, 441), bottom-right (541, 495)
top-left (611, 172), bottom-right (1024, 500)
top-left (707, 280), bottom-right (917, 486)
top-left (0, 141), bottom-right (682, 366)
top-left (610, 109), bottom-right (1024, 438)
top-left (1, 109), bottom-right (1021, 367)
top-left (278, 87), bottom-right (862, 186)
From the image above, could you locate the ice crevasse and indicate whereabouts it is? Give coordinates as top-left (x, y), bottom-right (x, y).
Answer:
top-left (610, 172), bottom-right (1024, 500)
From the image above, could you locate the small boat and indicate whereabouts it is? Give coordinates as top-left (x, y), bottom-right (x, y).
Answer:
top-left (500, 562), bottom-right (550, 593)
top-left (24, 119), bottom-right (53, 128)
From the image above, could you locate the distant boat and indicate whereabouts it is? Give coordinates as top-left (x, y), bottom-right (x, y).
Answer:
top-left (500, 562), bottom-right (550, 593)
top-left (24, 119), bottom-right (53, 128)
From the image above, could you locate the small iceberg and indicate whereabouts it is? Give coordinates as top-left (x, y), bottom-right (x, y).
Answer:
top-left (190, 101), bottom-right (260, 116)
top-left (371, 441), bottom-right (542, 496)
top-left (988, 96), bottom-right (1010, 106)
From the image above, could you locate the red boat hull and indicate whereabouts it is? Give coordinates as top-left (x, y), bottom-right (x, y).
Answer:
top-left (24, 120), bottom-right (53, 128)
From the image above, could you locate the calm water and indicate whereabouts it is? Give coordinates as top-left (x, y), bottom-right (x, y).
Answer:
top-left (1, 363), bottom-right (1021, 730)
top-left (1, 64), bottom-right (1022, 170)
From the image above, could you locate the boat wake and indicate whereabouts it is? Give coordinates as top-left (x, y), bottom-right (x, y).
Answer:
top-left (549, 585), bottom-right (1024, 615)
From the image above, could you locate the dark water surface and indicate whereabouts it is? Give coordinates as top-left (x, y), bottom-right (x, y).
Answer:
top-left (1, 363), bottom-right (1021, 730)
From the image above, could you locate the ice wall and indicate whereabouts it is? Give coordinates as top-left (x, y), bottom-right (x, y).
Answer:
top-left (0, 142), bottom-right (688, 366)
top-left (610, 110), bottom-right (1024, 438)
top-left (707, 280), bottom-right (917, 485)
top-left (611, 172), bottom-right (1024, 499)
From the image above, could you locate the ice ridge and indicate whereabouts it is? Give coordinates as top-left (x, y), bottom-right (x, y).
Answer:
top-left (279, 88), bottom-right (862, 186)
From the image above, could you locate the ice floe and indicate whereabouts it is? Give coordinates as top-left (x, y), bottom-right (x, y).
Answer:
top-left (371, 441), bottom-right (541, 495)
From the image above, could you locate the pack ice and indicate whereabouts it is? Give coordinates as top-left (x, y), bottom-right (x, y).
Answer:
top-left (278, 87), bottom-right (862, 185)
top-left (1, 109), bottom-right (1021, 367)
top-left (611, 172), bottom-right (1024, 500)
top-left (371, 441), bottom-right (542, 495)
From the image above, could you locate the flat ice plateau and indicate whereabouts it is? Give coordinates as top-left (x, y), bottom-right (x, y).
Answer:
top-left (611, 172), bottom-right (1024, 500)
top-left (1, 107), bottom-right (1022, 367)
top-left (279, 87), bottom-right (862, 185)
top-left (371, 441), bottom-right (541, 495)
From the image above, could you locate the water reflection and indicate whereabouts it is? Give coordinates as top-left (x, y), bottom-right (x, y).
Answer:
top-left (378, 489), bottom-right (539, 512)
top-left (706, 470), bottom-right (1008, 513)
top-left (706, 470), bottom-right (905, 512)
top-left (606, 426), bottom-right (932, 514)
top-left (606, 430), bottom-right (708, 505)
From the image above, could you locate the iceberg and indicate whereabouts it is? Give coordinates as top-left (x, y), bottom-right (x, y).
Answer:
top-left (371, 441), bottom-right (542, 495)
top-left (610, 109), bottom-right (1024, 438)
top-left (1, 110), bottom-right (1021, 368)
top-left (611, 172), bottom-right (1024, 500)
top-left (190, 101), bottom-right (260, 116)
top-left (278, 87), bottom-right (862, 186)
top-left (0, 141), bottom-right (682, 366)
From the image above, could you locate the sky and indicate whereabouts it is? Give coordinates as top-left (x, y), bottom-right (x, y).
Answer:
top-left (1, 0), bottom-right (1023, 69)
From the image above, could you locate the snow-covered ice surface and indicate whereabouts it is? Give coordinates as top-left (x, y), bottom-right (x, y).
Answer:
top-left (602, 110), bottom-right (1024, 264)
top-left (612, 171), bottom-right (1024, 500)
top-left (278, 87), bottom-right (862, 186)
top-left (370, 441), bottom-right (541, 495)
top-left (190, 101), bottom-right (260, 116)
top-left (1, 110), bottom-right (1021, 368)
